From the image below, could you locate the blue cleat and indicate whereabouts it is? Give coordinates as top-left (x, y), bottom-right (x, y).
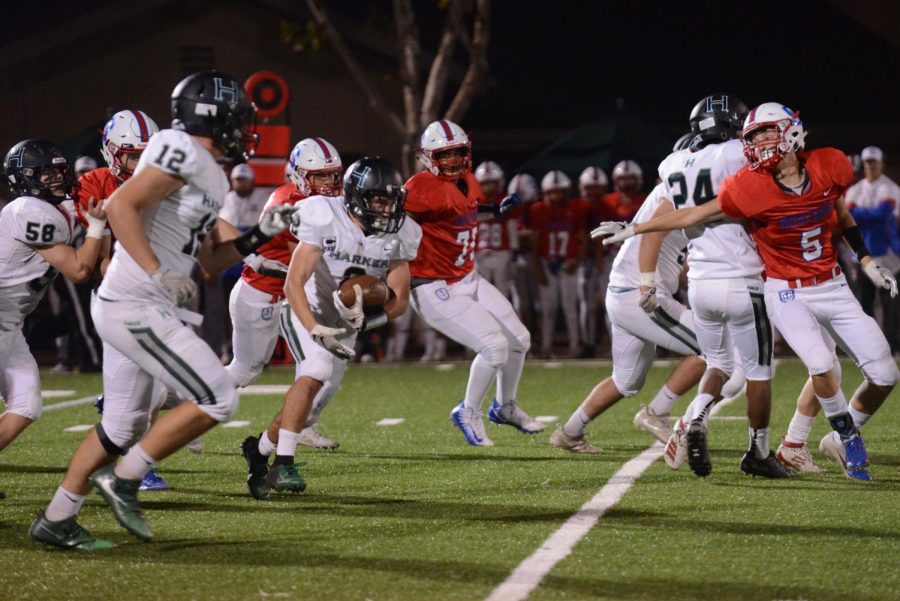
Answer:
top-left (450, 401), bottom-right (493, 447)
top-left (139, 470), bottom-right (171, 491)
top-left (826, 413), bottom-right (871, 481)
top-left (487, 398), bottom-right (545, 434)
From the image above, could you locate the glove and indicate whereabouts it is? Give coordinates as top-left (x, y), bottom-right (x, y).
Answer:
top-left (494, 193), bottom-right (520, 217)
top-left (150, 268), bottom-right (197, 306)
top-left (863, 260), bottom-right (899, 298)
top-left (591, 221), bottom-right (635, 245)
top-left (639, 287), bottom-right (659, 313)
top-left (242, 254), bottom-right (288, 278)
top-left (259, 205), bottom-right (297, 237)
top-left (310, 324), bottom-right (356, 360)
top-left (332, 284), bottom-right (365, 330)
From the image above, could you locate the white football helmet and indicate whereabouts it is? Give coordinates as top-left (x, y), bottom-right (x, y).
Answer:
top-left (741, 102), bottom-right (807, 171)
top-left (579, 166), bottom-right (608, 194)
top-left (612, 159), bottom-right (643, 193)
top-left (101, 109), bottom-right (159, 181)
top-left (507, 173), bottom-right (539, 204)
top-left (287, 137), bottom-right (343, 196)
top-left (474, 161), bottom-right (505, 186)
top-left (541, 170), bottom-right (572, 193)
top-left (419, 119), bottom-right (471, 179)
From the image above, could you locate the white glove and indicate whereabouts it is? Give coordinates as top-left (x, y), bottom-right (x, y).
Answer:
top-left (591, 221), bottom-right (635, 245)
top-left (863, 260), bottom-right (899, 298)
top-left (242, 254), bottom-right (288, 278)
top-left (310, 324), bottom-right (356, 360)
top-left (332, 284), bottom-right (365, 330)
top-left (259, 205), bottom-right (297, 237)
top-left (85, 212), bottom-right (108, 240)
top-left (639, 287), bottom-right (659, 313)
top-left (150, 268), bottom-right (197, 306)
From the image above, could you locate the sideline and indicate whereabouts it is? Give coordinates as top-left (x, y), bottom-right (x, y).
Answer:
top-left (484, 443), bottom-right (664, 601)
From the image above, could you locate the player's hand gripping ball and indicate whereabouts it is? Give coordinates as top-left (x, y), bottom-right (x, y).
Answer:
top-left (337, 275), bottom-right (390, 307)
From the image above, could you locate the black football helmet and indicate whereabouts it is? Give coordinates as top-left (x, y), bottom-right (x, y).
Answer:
top-left (3, 139), bottom-right (73, 204)
top-left (688, 94), bottom-right (749, 149)
top-left (673, 133), bottom-right (694, 152)
top-left (343, 157), bottom-right (407, 234)
top-left (171, 70), bottom-right (258, 162)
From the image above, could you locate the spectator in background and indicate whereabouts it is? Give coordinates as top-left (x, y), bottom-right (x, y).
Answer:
top-left (475, 161), bottom-right (518, 299)
top-left (73, 156), bottom-right (98, 179)
top-left (508, 173), bottom-right (540, 336)
top-left (576, 166), bottom-right (609, 357)
top-left (846, 145), bottom-right (900, 354)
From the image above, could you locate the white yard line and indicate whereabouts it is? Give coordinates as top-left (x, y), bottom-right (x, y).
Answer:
top-left (44, 394), bottom-right (101, 412)
top-left (484, 443), bottom-right (664, 601)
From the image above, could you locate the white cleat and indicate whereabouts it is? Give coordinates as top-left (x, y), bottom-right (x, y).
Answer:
top-left (450, 402), bottom-right (494, 447)
top-left (549, 428), bottom-right (602, 454)
top-left (818, 431), bottom-right (846, 468)
top-left (776, 438), bottom-right (825, 473)
top-left (633, 405), bottom-right (671, 443)
top-left (664, 418), bottom-right (687, 469)
top-left (488, 399), bottom-right (545, 433)
top-left (185, 437), bottom-right (203, 454)
top-left (297, 426), bottom-right (340, 450)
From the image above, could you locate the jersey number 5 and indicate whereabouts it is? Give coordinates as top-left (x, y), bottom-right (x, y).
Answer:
top-left (801, 226), bottom-right (823, 261)
top-left (454, 226), bottom-right (478, 266)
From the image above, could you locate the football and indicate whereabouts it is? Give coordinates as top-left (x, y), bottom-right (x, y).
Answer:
top-left (338, 274), bottom-right (390, 307)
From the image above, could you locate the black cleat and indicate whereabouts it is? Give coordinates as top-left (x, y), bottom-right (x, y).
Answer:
top-left (686, 420), bottom-right (712, 478)
top-left (740, 450), bottom-right (796, 479)
top-left (241, 436), bottom-right (271, 501)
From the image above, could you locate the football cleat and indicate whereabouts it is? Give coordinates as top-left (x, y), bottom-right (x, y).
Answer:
top-left (633, 405), bottom-right (671, 443)
top-left (487, 399), bottom-right (545, 434)
top-left (686, 419), bottom-right (712, 477)
top-left (775, 438), bottom-right (825, 473)
top-left (664, 419), bottom-right (688, 469)
top-left (29, 512), bottom-right (116, 551)
top-left (138, 470), bottom-right (171, 491)
top-left (265, 462), bottom-right (307, 493)
top-left (450, 401), bottom-right (494, 447)
top-left (297, 426), bottom-right (340, 450)
top-left (241, 436), bottom-right (270, 501)
top-left (740, 450), bottom-right (796, 479)
top-left (185, 437), bottom-right (203, 454)
top-left (89, 465), bottom-right (152, 541)
top-left (549, 427), bottom-right (602, 454)
top-left (819, 431), bottom-right (871, 481)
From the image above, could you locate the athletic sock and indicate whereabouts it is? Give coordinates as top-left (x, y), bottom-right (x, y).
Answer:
top-left (463, 354), bottom-right (498, 411)
top-left (562, 406), bottom-right (591, 438)
top-left (749, 426), bottom-right (770, 459)
top-left (45, 486), bottom-right (85, 522)
top-left (848, 405), bottom-right (871, 429)
top-left (276, 428), bottom-right (300, 460)
top-left (258, 431), bottom-right (277, 457)
top-left (691, 393), bottom-right (716, 424)
top-left (648, 385), bottom-right (678, 416)
top-left (114, 444), bottom-right (157, 481)
top-left (816, 389), bottom-right (848, 418)
top-left (497, 349), bottom-right (527, 405)
top-left (784, 409), bottom-right (816, 445)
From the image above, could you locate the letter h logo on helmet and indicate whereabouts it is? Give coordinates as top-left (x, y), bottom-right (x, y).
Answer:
top-left (706, 95), bottom-right (729, 112)
top-left (213, 77), bottom-right (239, 104)
top-left (8, 147), bottom-right (26, 169)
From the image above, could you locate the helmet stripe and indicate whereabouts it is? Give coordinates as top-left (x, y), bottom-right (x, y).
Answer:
top-left (130, 110), bottom-right (149, 142)
top-left (438, 120), bottom-right (455, 142)
top-left (313, 138), bottom-right (333, 162)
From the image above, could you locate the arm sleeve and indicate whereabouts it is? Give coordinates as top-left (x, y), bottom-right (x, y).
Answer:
top-left (138, 129), bottom-right (198, 180)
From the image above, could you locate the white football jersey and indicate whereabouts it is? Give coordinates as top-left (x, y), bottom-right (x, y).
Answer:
top-left (657, 139), bottom-right (762, 280)
top-left (295, 195), bottom-right (422, 328)
top-left (608, 183), bottom-right (687, 294)
top-left (0, 196), bottom-right (73, 331)
top-left (100, 129), bottom-right (229, 303)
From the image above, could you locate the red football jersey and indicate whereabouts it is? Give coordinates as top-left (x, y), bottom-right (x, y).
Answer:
top-left (241, 183), bottom-right (307, 296)
top-left (719, 148), bottom-right (853, 281)
top-left (528, 198), bottom-right (588, 261)
top-left (590, 191), bottom-right (646, 226)
top-left (73, 167), bottom-right (119, 231)
top-left (477, 213), bottom-right (516, 252)
top-left (405, 170), bottom-right (483, 281)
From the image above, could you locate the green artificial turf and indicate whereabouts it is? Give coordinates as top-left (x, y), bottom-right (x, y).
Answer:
top-left (0, 360), bottom-right (897, 601)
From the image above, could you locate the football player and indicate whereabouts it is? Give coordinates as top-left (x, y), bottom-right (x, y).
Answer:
top-left (405, 119), bottom-right (542, 446)
top-left (239, 157), bottom-right (421, 499)
top-left (29, 71), bottom-right (293, 549)
top-left (600, 102), bottom-right (899, 481)
top-left (576, 166), bottom-right (609, 357)
top-left (474, 161), bottom-right (518, 299)
top-left (226, 137), bottom-right (344, 449)
top-left (529, 170), bottom-right (588, 358)
top-left (0, 140), bottom-right (107, 498)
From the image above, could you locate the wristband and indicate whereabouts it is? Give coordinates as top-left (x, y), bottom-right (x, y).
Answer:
top-left (842, 225), bottom-right (870, 260)
top-left (362, 311), bottom-right (389, 331)
top-left (85, 218), bottom-right (107, 241)
top-left (639, 272), bottom-right (656, 288)
top-left (234, 224), bottom-right (273, 257)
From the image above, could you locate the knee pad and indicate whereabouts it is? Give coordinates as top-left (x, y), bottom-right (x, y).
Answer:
top-left (299, 356), bottom-right (334, 384)
top-left (861, 355), bottom-right (900, 387)
top-left (6, 389), bottom-right (43, 422)
top-left (512, 328), bottom-right (531, 353)
top-left (478, 336), bottom-right (509, 368)
top-left (197, 383), bottom-right (240, 422)
top-left (611, 370), bottom-right (644, 398)
top-left (224, 362), bottom-right (259, 389)
top-left (805, 347), bottom-right (836, 377)
top-left (99, 411), bottom-right (150, 451)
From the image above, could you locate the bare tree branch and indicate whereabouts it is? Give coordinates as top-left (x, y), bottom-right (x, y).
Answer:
top-left (394, 0), bottom-right (423, 174)
top-left (305, 0), bottom-right (405, 137)
top-left (419, 0), bottom-right (464, 127)
top-left (445, 0), bottom-right (490, 122)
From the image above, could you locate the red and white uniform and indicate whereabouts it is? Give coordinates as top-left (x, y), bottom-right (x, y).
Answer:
top-left (719, 148), bottom-right (898, 385)
top-left (406, 170), bottom-right (530, 378)
top-left (528, 198), bottom-right (588, 356)
top-left (475, 202), bottom-right (519, 298)
top-left (225, 183), bottom-right (307, 387)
